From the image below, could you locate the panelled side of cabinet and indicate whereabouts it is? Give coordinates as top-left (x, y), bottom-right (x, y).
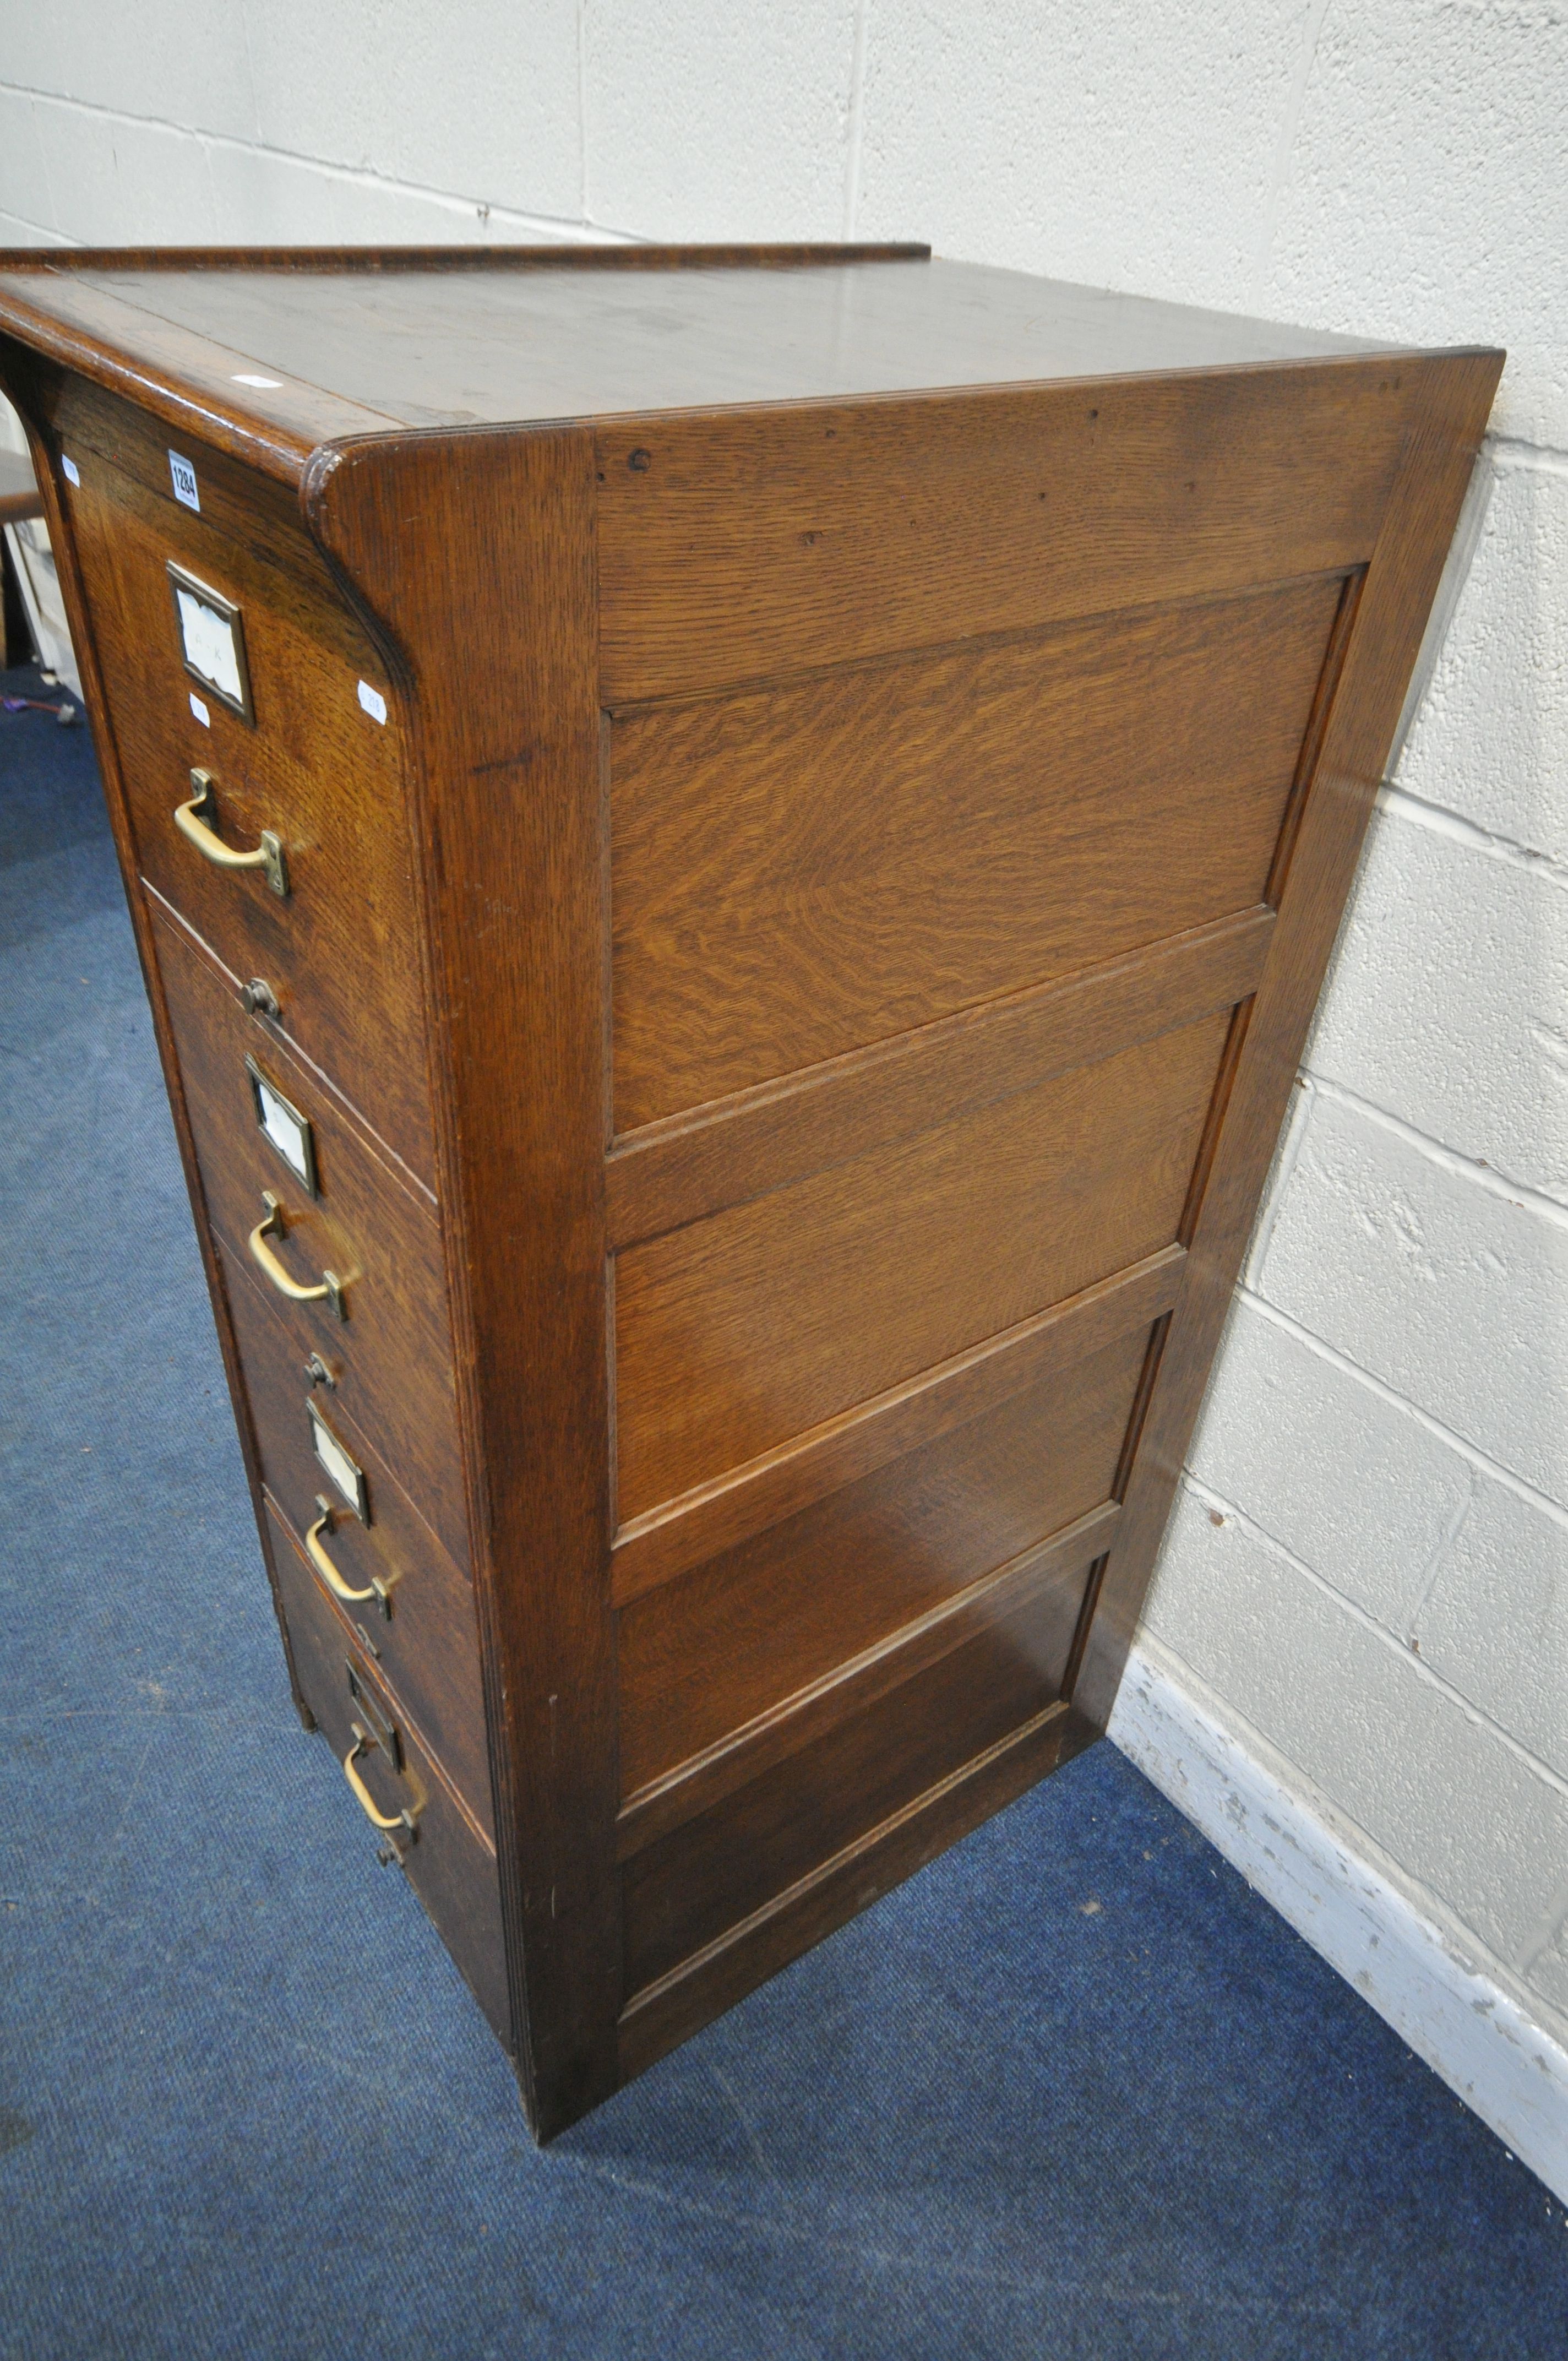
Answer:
top-left (592, 355), bottom-right (1501, 2078)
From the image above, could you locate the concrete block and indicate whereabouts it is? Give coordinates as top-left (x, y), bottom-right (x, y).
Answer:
top-left (1529, 1914), bottom-right (1568, 2022)
top-left (203, 143), bottom-right (587, 249)
top-left (1112, 1633), bottom-right (1568, 2199)
top-left (244, 0), bottom-right (583, 221)
top-left (0, 211), bottom-right (63, 250)
top-left (855, 0), bottom-right (1299, 311)
top-left (0, 90), bottom-right (52, 236)
top-left (34, 106), bottom-right (215, 247)
top-left (1257, 1089), bottom-right (1568, 1504)
top-left (1305, 802), bottom-right (1568, 1203)
top-left (0, 5), bottom-right (255, 144)
top-left (1186, 1295), bottom-right (1471, 1631)
top-left (1240, 1074), bottom-right (1312, 1292)
top-left (0, 18), bottom-right (57, 101)
top-left (1142, 1487), bottom-right (1568, 1970)
top-left (1416, 1476), bottom-right (1568, 1783)
top-left (1397, 458), bottom-right (1568, 868)
top-left (1260, 2), bottom-right (1568, 447)
top-left (204, 144), bottom-right (355, 247)
top-left (583, 0), bottom-right (859, 242)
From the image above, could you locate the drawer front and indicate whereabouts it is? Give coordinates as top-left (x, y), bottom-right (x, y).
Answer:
top-left (154, 907), bottom-right (470, 1570)
top-left (265, 1500), bottom-right (510, 2047)
top-left (219, 1239), bottom-right (491, 1831)
top-left (55, 400), bottom-right (437, 1183)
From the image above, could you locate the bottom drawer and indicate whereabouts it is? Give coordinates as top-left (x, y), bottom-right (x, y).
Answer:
top-left (264, 1499), bottom-right (511, 2049)
top-left (219, 1238), bottom-right (493, 1836)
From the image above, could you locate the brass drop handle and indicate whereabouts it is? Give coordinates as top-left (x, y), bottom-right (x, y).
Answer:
top-left (342, 1723), bottom-right (420, 1834)
top-left (248, 1192), bottom-right (347, 1320)
top-left (306, 1497), bottom-right (397, 1620)
top-left (174, 768), bottom-right (288, 896)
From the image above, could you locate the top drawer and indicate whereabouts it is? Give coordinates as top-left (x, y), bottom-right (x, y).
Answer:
top-left (53, 391), bottom-right (437, 1186)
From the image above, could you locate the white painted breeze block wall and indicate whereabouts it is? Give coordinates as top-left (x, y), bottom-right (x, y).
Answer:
top-left (3, 0), bottom-right (1565, 2183)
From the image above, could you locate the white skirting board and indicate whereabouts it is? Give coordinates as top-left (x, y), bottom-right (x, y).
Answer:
top-left (1107, 1638), bottom-right (1568, 2204)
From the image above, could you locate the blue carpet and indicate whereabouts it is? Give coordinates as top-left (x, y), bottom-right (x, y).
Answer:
top-left (2, 659), bottom-right (1566, 2360)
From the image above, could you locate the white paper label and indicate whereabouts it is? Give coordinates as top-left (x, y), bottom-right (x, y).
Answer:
top-left (310, 1408), bottom-right (366, 1520)
top-left (232, 372), bottom-right (283, 389)
top-left (61, 455), bottom-right (80, 487)
top-left (357, 680), bottom-right (388, 726)
top-left (174, 585), bottom-right (244, 705)
top-left (254, 1074), bottom-right (312, 1186)
top-left (189, 692), bottom-right (211, 727)
top-left (168, 450), bottom-right (200, 512)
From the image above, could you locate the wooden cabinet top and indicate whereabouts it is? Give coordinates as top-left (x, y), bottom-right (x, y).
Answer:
top-left (0, 241), bottom-right (1471, 485)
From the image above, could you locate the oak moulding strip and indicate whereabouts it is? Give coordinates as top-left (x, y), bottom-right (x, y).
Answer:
top-left (616, 1500), bottom-right (1118, 1859)
top-left (601, 565), bottom-right (1361, 723)
top-left (609, 1243), bottom-right (1184, 1604)
top-left (0, 242), bottom-right (932, 276)
top-left (617, 1700), bottom-right (1098, 2082)
top-left (606, 906), bottom-right (1276, 1251)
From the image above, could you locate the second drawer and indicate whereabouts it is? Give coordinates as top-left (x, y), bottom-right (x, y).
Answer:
top-left (154, 902), bottom-right (470, 1571)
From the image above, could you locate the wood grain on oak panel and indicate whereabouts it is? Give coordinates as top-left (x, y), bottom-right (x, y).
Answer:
top-left (618, 1323), bottom-right (1148, 1795)
top-left (621, 1591), bottom-right (1077, 1996)
top-left (611, 1245), bottom-right (1183, 1603)
top-left (609, 577), bottom-right (1339, 1128)
top-left (617, 1701), bottom-right (1095, 2080)
top-left (613, 1007), bottom-right (1231, 1520)
top-left (617, 1508), bottom-right (1114, 1857)
top-left (597, 366), bottom-right (1407, 704)
top-left (606, 913), bottom-right (1272, 1255)
top-left (1071, 353), bottom-right (1507, 1733)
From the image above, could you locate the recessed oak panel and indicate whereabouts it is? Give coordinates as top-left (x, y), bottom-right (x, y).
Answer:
top-left (622, 1592), bottom-right (1073, 1997)
top-left (618, 1323), bottom-right (1148, 1794)
top-left (605, 913), bottom-right (1273, 1255)
top-left (609, 574), bottom-right (1340, 1127)
top-left (596, 365), bottom-right (1410, 704)
top-left (614, 1007), bottom-right (1231, 1520)
top-left (611, 1247), bottom-right (1183, 1604)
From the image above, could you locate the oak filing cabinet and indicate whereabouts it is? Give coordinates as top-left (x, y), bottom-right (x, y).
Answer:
top-left (0, 244), bottom-right (1500, 2139)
